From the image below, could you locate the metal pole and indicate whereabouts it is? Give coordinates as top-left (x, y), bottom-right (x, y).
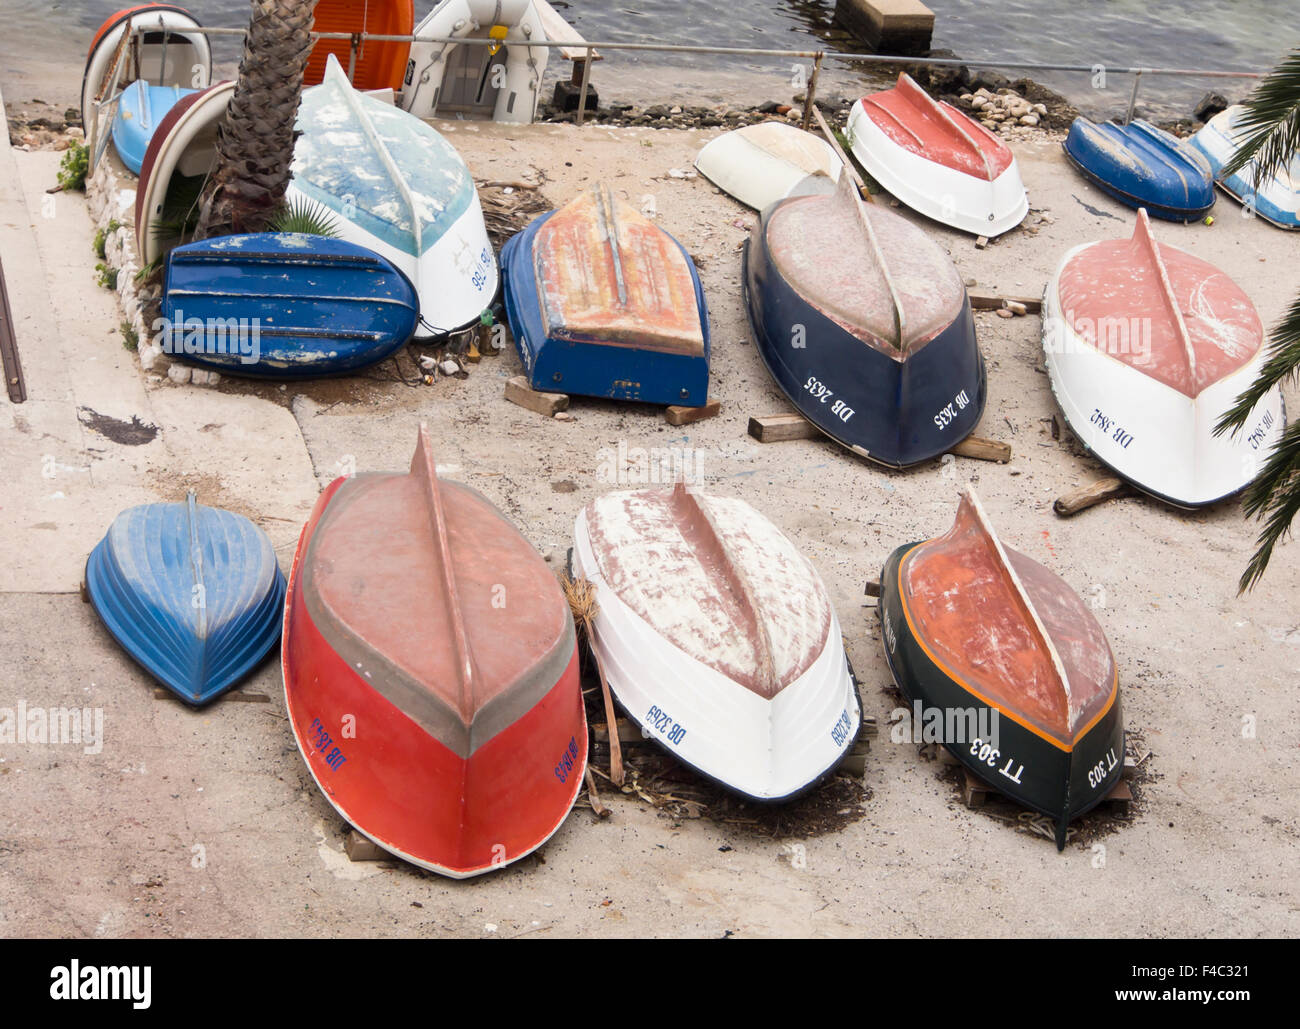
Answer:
top-left (576, 46), bottom-right (593, 126)
top-left (347, 32), bottom-right (361, 83)
top-left (801, 52), bottom-right (823, 131)
top-left (1126, 70), bottom-right (1144, 123)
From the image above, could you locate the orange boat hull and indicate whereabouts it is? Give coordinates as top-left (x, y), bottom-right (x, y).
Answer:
top-left (304, 0), bottom-right (414, 92)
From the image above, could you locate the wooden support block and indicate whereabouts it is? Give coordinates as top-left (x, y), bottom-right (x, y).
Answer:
top-left (840, 737), bottom-right (871, 777)
top-left (504, 375), bottom-right (569, 417)
top-left (949, 435), bottom-right (1012, 463)
top-left (152, 688), bottom-right (269, 703)
top-left (936, 746), bottom-right (960, 767)
top-left (863, 580), bottom-right (881, 598)
top-left (748, 413), bottom-right (819, 443)
top-left (968, 291), bottom-right (1043, 314)
top-left (975, 235), bottom-right (989, 249)
top-left (345, 829), bottom-right (391, 862)
top-left (861, 714), bottom-right (878, 737)
top-left (592, 718), bottom-right (646, 745)
top-left (1101, 779), bottom-right (1133, 814)
top-left (664, 398), bottom-right (721, 426)
top-left (1054, 477), bottom-right (1128, 517)
top-left (961, 769), bottom-right (987, 808)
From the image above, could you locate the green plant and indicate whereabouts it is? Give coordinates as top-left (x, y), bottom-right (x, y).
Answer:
top-left (120, 320), bottom-right (139, 352)
top-left (1211, 47), bottom-right (1300, 591)
top-left (268, 195), bottom-right (339, 237)
top-left (92, 219), bottom-right (120, 260)
top-left (58, 143), bottom-right (89, 192)
top-left (95, 262), bottom-right (118, 291)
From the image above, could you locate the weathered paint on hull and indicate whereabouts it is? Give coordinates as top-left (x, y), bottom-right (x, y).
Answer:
top-left (743, 232), bottom-right (984, 467)
top-left (879, 542), bottom-right (1125, 850)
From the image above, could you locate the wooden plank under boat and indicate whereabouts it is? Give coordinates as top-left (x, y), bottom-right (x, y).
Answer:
top-left (1189, 105), bottom-right (1300, 230)
top-left (305, 0), bottom-right (414, 92)
top-left (282, 429), bottom-right (585, 878)
top-left (160, 233), bottom-right (420, 378)
top-left (1042, 208), bottom-right (1285, 507)
top-left (81, 4), bottom-right (211, 130)
top-left (502, 184), bottom-right (710, 406)
top-left (573, 482), bottom-right (861, 801)
top-left (85, 493), bottom-right (286, 706)
top-left (744, 173), bottom-right (984, 467)
top-left (879, 490), bottom-right (1124, 849)
top-left (1062, 117), bottom-right (1215, 222)
top-left (288, 55), bottom-right (499, 341)
top-left (694, 122), bottom-right (842, 211)
top-left (846, 73), bottom-right (1028, 236)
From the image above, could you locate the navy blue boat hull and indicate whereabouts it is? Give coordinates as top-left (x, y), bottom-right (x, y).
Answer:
top-left (1063, 118), bottom-right (1215, 222)
top-left (85, 496), bottom-right (286, 706)
top-left (501, 212), bottom-right (711, 407)
top-left (161, 233), bottom-right (420, 379)
top-left (743, 229), bottom-right (985, 468)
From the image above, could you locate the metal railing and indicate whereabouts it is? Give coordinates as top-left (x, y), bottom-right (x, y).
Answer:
top-left (91, 19), bottom-right (1266, 142)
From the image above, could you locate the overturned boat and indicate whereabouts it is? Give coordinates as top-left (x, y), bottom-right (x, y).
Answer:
top-left (573, 482), bottom-right (861, 801)
top-left (81, 4), bottom-right (211, 131)
top-left (86, 493), bottom-right (286, 706)
top-left (744, 173), bottom-right (984, 467)
top-left (288, 55), bottom-right (499, 340)
top-left (283, 429), bottom-right (586, 878)
top-left (847, 73), bottom-right (1028, 236)
top-left (879, 490), bottom-right (1124, 849)
top-left (1189, 105), bottom-right (1300, 230)
top-left (695, 121), bottom-right (842, 211)
top-left (1063, 117), bottom-right (1215, 222)
top-left (111, 80), bottom-right (195, 174)
top-left (502, 184), bottom-right (710, 406)
top-left (160, 233), bottom-right (420, 378)
top-left (1043, 208), bottom-right (1285, 506)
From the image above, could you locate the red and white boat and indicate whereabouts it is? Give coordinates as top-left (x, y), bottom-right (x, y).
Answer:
top-left (847, 73), bottom-right (1028, 236)
top-left (282, 429), bottom-right (586, 878)
top-left (572, 483), bottom-right (861, 801)
top-left (1043, 209), bottom-right (1285, 507)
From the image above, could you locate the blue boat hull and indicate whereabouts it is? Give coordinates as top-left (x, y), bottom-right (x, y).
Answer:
top-left (161, 233), bottom-right (420, 379)
top-left (1063, 118), bottom-right (1215, 222)
top-left (112, 82), bottom-right (195, 175)
top-left (501, 211), bottom-right (711, 406)
top-left (743, 227), bottom-right (984, 468)
top-left (86, 495), bottom-right (286, 706)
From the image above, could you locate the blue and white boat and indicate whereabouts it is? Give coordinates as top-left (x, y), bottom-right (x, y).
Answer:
top-left (1063, 117), bottom-right (1215, 222)
top-left (287, 54), bottom-right (499, 340)
top-left (502, 184), bottom-right (710, 407)
top-left (85, 493), bottom-right (286, 706)
top-left (111, 80), bottom-right (196, 174)
top-left (744, 174), bottom-right (983, 468)
top-left (1189, 105), bottom-right (1300, 230)
top-left (160, 232), bottom-right (420, 378)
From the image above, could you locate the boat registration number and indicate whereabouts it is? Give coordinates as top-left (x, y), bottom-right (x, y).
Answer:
top-left (1086, 746), bottom-right (1120, 790)
top-left (554, 735), bottom-right (580, 784)
top-left (470, 246), bottom-right (492, 292)
top-left (309, 717), bottom-right (348, 772)
top-left (831, 708), bottom-right (854, 747)
top-left (933, 389), bottom-right (972, 431)
top-left (803, 376), bottom-right (855, 422)
top-left (1090, 407), bottom-right (1135, 450)
top-left (970, 736), bottom-right (1023, 786)
top-left (646, 705), bottom-right (687, 746)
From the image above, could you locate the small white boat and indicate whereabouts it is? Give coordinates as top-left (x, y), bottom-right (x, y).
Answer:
top-left (399, 0), bottom-right (549, 123)
top-left (695, 121), bottom-right (842, 211)
top-left (1189, 105), bottom-right (1300, 230)
top-left (572, 482), bottom-right (861, 801)
top-left (847, 73), bottom-right (1028, 236)
top-left (1042, 209), bottom-right (1285, 507)
top-left (288, 55), bottom-right (499, 339)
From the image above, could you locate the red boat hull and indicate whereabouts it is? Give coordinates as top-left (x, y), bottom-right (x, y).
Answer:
top-left (283, 474), bottom-right (587, 878)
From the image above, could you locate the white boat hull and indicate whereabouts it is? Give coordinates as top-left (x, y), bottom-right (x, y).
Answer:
top-left (573, 510), bottom-right (861, 800)
top-left (1043, 246), bottom-right (1285, 506)
top-left (847, 101), bottom-right (1028, 236)
top-left (695, 123), bottom-right (842, 211)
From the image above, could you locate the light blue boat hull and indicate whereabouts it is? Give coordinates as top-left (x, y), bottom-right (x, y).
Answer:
top-left (86, 495), bottom-right (286, 706)
top-left (112, 81), bottom-right (195, 175)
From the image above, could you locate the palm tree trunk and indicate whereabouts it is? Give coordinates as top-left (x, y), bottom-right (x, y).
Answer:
top-left (194, 0), bottom-right (319, 240)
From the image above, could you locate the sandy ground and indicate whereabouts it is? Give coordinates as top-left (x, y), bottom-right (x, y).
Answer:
top-left (1, 88), bottom-right (1298, 938)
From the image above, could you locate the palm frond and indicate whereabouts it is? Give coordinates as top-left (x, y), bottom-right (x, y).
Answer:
top-left (268, 195), bottom-right (339, 237)
top-left (1216, 294), bottom-right (1300, 436)
top-left (1219, 47), bottom-right (1300, 186)
top-left (1235, 419), bottom-right (1300, 592)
